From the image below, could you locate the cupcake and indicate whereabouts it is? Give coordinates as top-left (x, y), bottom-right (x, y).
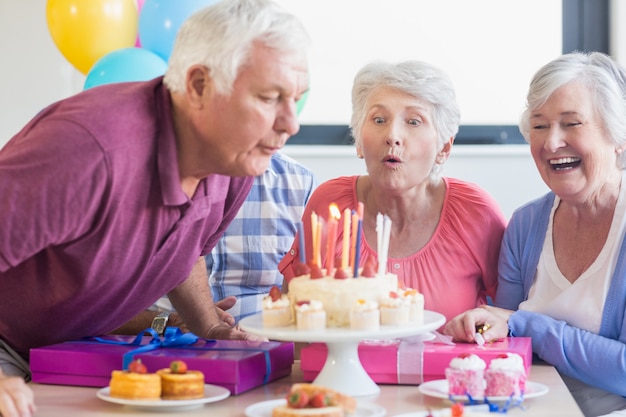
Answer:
top-left (262, 286), bottom-right (292, 327)
top-left (401, 288), bottom-right (425, 325)
top-left (485, 353), bottom-right (527, 397)
top-left (379, 291), bottom-right (410, 326)
top-left (349, 299), bottom-right (380, 330)
top-left (295, 300), bottom-right (326, 331)
top-left (445, 353), bottom-right (486, 398)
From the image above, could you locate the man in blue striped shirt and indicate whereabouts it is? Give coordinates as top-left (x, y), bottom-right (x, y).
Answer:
top-left (207, 152), bottom-right (316, 323)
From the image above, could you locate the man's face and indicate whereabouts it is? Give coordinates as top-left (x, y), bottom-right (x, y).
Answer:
top-left (196, 42), bottom-right (309, 177)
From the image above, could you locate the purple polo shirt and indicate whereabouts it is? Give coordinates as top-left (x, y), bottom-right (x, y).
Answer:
top-left (0, 78), bottom-right (253, 359)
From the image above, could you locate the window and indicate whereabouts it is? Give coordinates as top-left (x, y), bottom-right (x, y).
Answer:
top-left (278, 0), bottom-right (609, 145)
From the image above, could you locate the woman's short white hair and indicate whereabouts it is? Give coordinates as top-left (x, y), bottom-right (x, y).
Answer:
top-left (519, 51), bottom-right (626, 169)
top-left (164, 0), bottom-right (310, 95)
top-left (349, 60), bottom-right (460, 179)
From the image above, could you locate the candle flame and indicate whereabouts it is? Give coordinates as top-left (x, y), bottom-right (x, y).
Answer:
top-left (329, 203), bottom-right (341, 220)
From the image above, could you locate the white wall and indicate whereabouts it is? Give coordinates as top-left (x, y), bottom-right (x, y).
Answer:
top-left (0, 0), bottom-right (85, 141)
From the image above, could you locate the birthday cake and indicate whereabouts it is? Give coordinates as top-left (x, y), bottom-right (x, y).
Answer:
top-left (270, 204), bottom-right (424, 329)
top-left (287, 255), bottom-right (399, 328)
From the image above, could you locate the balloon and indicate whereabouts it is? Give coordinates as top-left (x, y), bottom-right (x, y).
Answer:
top-left (84, 47), bottom-right (168, 89)
top-left (296, 90), bottom-right (309, 116)
top-left (46, 0), bottom-right (138, 75)
top-left (134, 0), bottom-right (145, 46)
top-left (138, 0), bottom-right (220, 62)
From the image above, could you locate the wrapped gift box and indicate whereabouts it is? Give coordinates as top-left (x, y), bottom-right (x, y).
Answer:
top-left (300, 337), bottom-right (532, 385)
top-left (30, 331), bottom-right (294, 395)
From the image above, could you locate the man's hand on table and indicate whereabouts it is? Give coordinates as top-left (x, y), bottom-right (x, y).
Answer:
top-left (209, 296), bottom-right (267, 342)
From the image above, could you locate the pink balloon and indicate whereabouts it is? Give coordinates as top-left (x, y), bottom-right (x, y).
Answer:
top-left (134, 0), bottom-right (146, 47)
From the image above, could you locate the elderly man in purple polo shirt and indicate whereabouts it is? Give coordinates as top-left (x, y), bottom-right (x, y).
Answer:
top-left (0, 1), bottom-right (310, 414)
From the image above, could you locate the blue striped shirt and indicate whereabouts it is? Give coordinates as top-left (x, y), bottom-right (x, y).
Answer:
top-left (207, 152), bottom-right (316, 323)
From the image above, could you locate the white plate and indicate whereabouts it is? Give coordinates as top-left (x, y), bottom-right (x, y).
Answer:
top-left (418, 379), bottom-right (549, 402)
top-left (97, 384), bottom-right (230, 411)
top-left (245, 399), bottom-right (386, 417)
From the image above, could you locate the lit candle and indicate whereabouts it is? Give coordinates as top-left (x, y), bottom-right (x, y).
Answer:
top-left (297, 221), bottom-right (306, 264)
top-left (341, 208), bottom-right (351, 270)
top-left (326, 203), bottom-right (341, 273)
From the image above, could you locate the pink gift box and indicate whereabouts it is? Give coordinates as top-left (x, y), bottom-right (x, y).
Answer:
top-left (300, 337), bottom-right (532, 385)
top-left (30, 334), bottom-right (294, 395)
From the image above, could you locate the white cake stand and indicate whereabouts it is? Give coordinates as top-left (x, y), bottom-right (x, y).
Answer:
top-left (239, 310), bottom-right (445, 397)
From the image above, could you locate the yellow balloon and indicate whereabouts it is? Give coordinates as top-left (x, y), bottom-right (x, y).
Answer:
top-left (46, 0), bottom-right (138, 75)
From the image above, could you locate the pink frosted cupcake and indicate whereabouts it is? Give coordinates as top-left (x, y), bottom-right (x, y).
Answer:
top-left (485, 353), bottom-right (527, 397)
top-left (445, 353), bottom-right (486, 398)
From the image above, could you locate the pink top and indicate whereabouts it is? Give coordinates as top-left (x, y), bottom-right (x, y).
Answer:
top-left (279, 176), bottom-right (506, 322)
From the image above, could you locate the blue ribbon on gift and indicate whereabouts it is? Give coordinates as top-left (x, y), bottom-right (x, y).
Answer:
top-left (89, 327), bottom-right (272, 383)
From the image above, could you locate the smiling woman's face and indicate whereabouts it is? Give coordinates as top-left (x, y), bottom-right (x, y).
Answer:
top-left (528, 81), bottom-right (620, 203)
top-left (359, 86), bottom-right (445, 192)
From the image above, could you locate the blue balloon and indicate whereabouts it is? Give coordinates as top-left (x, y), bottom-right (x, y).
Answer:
top-left (138, 0), bottom-right (220, 62)
top-left (84, 47), bottom-right (168, 90)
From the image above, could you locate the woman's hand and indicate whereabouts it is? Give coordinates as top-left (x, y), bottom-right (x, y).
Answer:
top-left (442, 305), bottom-right (513, 343)
top-left (0, 370), bottom-right (36, 417)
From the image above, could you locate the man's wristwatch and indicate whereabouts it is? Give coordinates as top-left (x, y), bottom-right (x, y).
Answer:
top-left (151, 311), bottom-right (170, 335)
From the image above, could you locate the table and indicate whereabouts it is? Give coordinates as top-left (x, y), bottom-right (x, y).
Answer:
top-left (30, 360), bottom-right (584, 416)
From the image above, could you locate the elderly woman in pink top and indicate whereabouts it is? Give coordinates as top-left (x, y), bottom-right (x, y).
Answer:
top-left (279, 60), bottom-right (506, 323)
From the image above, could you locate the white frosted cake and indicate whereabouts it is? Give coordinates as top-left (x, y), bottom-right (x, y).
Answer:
top-left (288, 260), bottom-right (399, 328)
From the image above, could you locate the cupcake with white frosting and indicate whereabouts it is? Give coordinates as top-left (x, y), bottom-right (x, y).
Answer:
top-left (445, 353), bottom-right (486, 398)
top-left (349, 299), bottom-right (380, 330)
top-left (485, 353), bottom-right (527, 397)
top-left (262, 286), bottom-right (293, 327)
top-left (401, 288), bottom-right (425, 325)
top-left (295, 300), bottom-right (326, 331)
top-left (379, 291), bottom-right (410, 326)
